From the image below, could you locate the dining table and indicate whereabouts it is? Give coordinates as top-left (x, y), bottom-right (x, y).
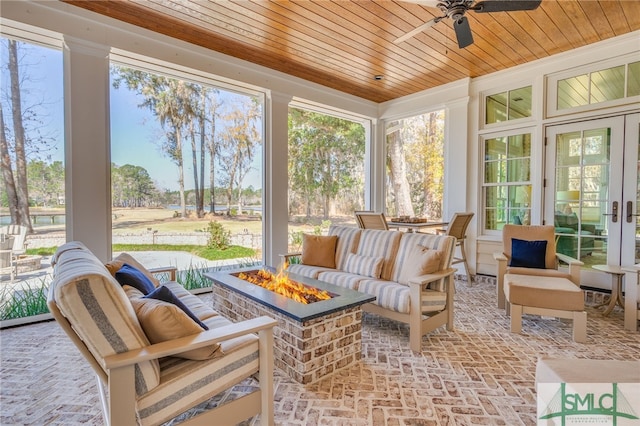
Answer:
top-left (387, 220), bottom-right (449, 233)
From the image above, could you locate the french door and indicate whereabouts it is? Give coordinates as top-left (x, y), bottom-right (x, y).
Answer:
top-left (545, 114), bottom-right (639, 290)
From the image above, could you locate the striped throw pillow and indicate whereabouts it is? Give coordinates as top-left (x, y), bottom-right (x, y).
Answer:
top-left (343, 253), bottom-right (385, 279)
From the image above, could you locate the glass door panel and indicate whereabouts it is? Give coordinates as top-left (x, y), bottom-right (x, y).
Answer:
top-left (622, 114), bottom-right (640, 267)
top-left (545, 115), bottom-right (637, 290)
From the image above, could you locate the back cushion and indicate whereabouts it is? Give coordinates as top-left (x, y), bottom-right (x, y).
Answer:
top-left (50, 242), bottom-right (160, 396)
top-left (105, 252), bottom-right (161, 287)
top-left (391, 233), bottom-right (455, 283)
top-left (356, 229), bottom-right (402, 281)
top-left (328, 225), bottom-right (362, 270)
top-left (502, 225), bottom-right (556, 269)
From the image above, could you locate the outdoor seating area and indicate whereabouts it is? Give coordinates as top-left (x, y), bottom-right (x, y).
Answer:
top-left (1, 223), bottom-right (638, 425)
top-left (2, 272), bottom-right (638, 425)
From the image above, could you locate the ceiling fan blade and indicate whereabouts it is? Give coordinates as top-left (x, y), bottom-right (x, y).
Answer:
top-left (453, 16), bottom-right (474, 49)
top-left (394, 18), bottom-right (440, 44)
top-left (399, 0), bottom-right (442, 7)
top-left (473, 1), bottom-right (542, 13)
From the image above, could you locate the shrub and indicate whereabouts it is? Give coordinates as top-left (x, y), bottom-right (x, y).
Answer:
top-left (290, 230), bottom-right (304, 251)
top-left (206, 221), bottom-right (231, 250)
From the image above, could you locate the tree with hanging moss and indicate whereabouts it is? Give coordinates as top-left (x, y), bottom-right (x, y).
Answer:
top-left (288, 108), bottom-right (365, 219)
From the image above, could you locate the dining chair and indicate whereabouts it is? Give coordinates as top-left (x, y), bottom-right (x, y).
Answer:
top-left (354, 211), bottom-right (389, 230)
top-left (437, 212), bottom-right (474, 283)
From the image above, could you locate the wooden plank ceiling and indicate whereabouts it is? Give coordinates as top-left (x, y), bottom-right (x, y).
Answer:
top-left (63, 0), bottom-right (640, 103)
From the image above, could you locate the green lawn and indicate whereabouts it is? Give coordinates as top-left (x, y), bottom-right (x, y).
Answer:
top-left (28, 243), bottom-right (255, 261)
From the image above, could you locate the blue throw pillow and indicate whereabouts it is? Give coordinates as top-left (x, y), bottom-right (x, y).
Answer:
top-left (509, 238), bottom-right (547, 269)
top-left (115, 263), bottom-right (156, 295)
top-left (144, 285), bottom-right (209, 330)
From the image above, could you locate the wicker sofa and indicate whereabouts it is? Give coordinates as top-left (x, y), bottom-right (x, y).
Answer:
top-left (48, 241), bottom-right (277, 426)
top-left (285, 225), bottom-right (457, 352)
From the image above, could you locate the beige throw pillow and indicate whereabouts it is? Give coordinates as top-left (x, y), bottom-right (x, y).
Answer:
top-left (124, 286), bottom-right (221, 360)
top-left (398, 246), bottom-right (443, 285)
top-left (301, 234), bottom-right (338, 268)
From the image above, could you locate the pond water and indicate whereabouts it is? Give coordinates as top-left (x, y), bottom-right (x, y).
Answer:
top-left (0, 214), bottom-right (66, 227)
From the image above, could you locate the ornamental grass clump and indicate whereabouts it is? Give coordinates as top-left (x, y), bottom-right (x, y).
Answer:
top-left (0, 278), bottom-right (51, 321)
top-left (176, 262), bottom-right (211, 291)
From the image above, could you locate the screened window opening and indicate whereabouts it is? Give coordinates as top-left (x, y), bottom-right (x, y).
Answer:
top-left (483, 133), bottom-right (532, 231)
top-left (385, 110), bottom-right (445, 221)
top-left (556, 61), bottom-right (640, 110)
top-left (110, 63), bottom-right (264, 269)
top-left (485, 86), bottom-right (532, 124)
top-left (287, 107), bottom-right (366, 251)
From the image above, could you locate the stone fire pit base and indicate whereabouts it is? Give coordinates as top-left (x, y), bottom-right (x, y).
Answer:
top-left (211, 284), bottom-right (365, 384)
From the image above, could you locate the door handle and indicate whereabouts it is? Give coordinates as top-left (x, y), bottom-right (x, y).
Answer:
top-left (628, 200), bottom-right (639, 223)
top-left (603, 201), bottom-right (618, 223)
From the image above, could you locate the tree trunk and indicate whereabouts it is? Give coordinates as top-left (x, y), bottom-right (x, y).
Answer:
top-left (0, 105), bottom-right (20, 223)
top-left (208, 108), bottom-right (217, 214)
top-left (387, 121), bottom-right (414, 217)
top-left (323, 195), bottom-right (330, 220)
top-left (175, 128), bottom-right (187, 219)
top-left (8, 40), bottom-right (33, 232)
top-left (226, 185), bottom-right (233, 215)
top-left (198, 109), bottom-right (205, 217)
top-left (189, 122), bottom-right (200, 217)
top-left (304, 192), bottom-right (312, 218)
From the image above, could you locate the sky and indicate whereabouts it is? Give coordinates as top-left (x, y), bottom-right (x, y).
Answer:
top-left (2, 38), bottom-right (262, 194)
top-left (110, 82), bottom-right (263, 192)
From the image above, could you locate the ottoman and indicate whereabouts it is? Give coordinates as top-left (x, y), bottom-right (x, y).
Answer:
top-left (504, 274), bottom-right (587, 342)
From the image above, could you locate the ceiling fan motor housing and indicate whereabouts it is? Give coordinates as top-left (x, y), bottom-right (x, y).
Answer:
top-left (437, 0), bottom-right (475, 19)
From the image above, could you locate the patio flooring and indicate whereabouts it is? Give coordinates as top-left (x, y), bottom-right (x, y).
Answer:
top-left (1, 277), bottom-right (638, 425)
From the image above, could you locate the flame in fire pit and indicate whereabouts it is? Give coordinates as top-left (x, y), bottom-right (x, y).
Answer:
top-left (236, 264), bottom-right (332, 304)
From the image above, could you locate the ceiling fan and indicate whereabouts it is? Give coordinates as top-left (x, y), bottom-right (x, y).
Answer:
top-left (394, 0), bottom-right (542, 48)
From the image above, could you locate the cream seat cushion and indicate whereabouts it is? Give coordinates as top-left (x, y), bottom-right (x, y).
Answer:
top-left (504, 274), bottom-right (584, 311)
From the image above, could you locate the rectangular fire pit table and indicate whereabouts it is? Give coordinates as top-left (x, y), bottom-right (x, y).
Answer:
top-left (205, 268), bottom-right (375, 384)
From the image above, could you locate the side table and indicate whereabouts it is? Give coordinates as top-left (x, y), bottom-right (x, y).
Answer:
top-left (592, 264), bottom-right (625, 316)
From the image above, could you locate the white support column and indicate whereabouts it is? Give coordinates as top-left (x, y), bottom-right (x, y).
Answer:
top-left (443, 96), bottom-right (470, 217)
top-left (263, 91), bottom-right (292, 267)
top-left (63, 37), bottom-right (112, 262)
top-left (444, 96), bottom-right (473, 275)
top-left (369, 118), bottom-right (386, 212)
